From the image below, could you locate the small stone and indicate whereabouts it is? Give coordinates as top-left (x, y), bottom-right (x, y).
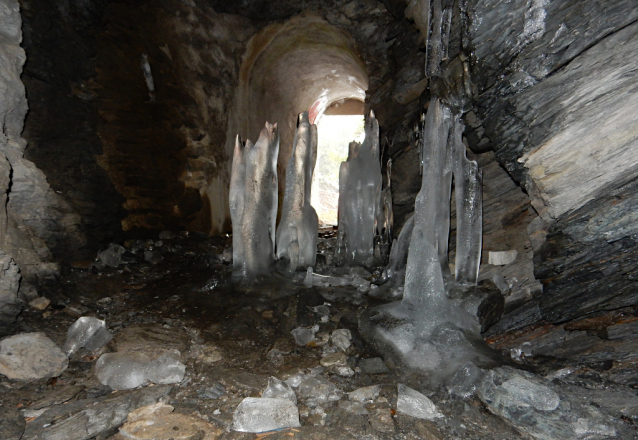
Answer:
top-left (358, 357), bottom-right (389, 374)
top-left (320, 351), bottom-right (347, 367)
top-left (349, 385), bottom-right (381, 402)
top-left (0, 333), bottom-right (68, 380)
top-left (339, 400), bottom-right (369, 415)
top-left (121, 403), bottom-right (222, 440)
top-left (29, 296), bottom-right (50, 311)
top-left (336, 366), bottom-right (355, 377)
top-left (488, 250), bottom-right (518, 266)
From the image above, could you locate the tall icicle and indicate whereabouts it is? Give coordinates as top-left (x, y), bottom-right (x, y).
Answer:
top-left (452, 115), bottom-right (482, 284)
top-left (276, 112), bottom-right (319, 272)
top-left (230, 122), bottom-right (279, 280)
top-left (335, 111), bottom-right (383, 267)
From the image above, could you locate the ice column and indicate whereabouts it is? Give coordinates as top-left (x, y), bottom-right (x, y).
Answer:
top-left (230, 122), bottom-right (279, 280)
top-left (276, 112), bottom-right (319, 271)
top-left (335, 111), bottom-right (383, 267)
top-left (452, 115), bottom-right (482, 284)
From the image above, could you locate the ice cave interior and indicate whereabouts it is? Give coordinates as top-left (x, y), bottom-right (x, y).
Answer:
top-left (0, 0), bottom-right (638, 439)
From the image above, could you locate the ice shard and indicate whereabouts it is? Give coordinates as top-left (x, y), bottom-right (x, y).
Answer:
top-left (276, 112), bottom-right (319, 271)
top-left (381, 214), bottom-right (414, 284)
top-left (452, 115), bottom-right (482, 284)
top-left (230, 122), bottom-right (279, 280)
top-left (335, 111), bottom-right (383, 267)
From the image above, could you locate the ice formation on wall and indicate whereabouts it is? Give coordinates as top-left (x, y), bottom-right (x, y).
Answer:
top-left (230, 122), bottom-right (279, 280)
top-left (335, 111), bottom-right (383, 266)
top-left (375, 159), bottom-right (393, 259)
top-left (363, 97), bottom-right (484, 380)
top-left (276, 112), bottom-right (319, 271)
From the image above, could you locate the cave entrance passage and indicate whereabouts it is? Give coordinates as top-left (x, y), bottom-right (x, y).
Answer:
top-left (311, 100), bottom-right (365, 226)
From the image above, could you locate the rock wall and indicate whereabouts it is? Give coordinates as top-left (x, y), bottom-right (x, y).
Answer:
top-left (464, 0), bottom-right (638, 379)
top-left (1, 0), bottom-right (68, 293)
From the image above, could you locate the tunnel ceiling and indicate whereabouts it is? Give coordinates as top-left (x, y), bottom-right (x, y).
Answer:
top-left (226, 14), bottom-right (369, 211)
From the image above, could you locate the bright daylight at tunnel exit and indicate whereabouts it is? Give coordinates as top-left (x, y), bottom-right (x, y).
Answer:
top-left (2, 0), bottom-right (638, 438)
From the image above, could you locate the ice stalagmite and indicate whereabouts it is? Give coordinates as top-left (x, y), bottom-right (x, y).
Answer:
top-left (230, 122), bottom-right (279, 280)
top-left (362, 98), bottom-right (488, 382)
top-left (276, 112), bottom-right (319, 272)
top-left (335, 111), bottom-right (382, 267)
top-left (452, 115), bottom-right (482, 284)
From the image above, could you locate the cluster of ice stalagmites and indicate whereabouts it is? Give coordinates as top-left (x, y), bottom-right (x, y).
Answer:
top-left (365, 97), bottom-right (484, 380)
top-left (335, 111), bottom-right (383, 267)
top-left (276, 112), bottom-right (319, 272)
top-left (229, 122), bottom-right (279, 280)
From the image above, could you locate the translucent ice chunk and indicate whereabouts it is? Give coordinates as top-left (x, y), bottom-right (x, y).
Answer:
top-left (146, 349), bottom-right (185, 385)
top-left (63, 316), bottom-right (113, 356)
top-left (331, 329), bottom-right (352, 352)
top-left (276, 112), bottom-right (319, 272)
top-left (285, 371), bottom-right (309, 388)
top-left (447, 362), bottom-right (483, 398)
top-left (396, 384), bottom-right (443, 420)
top-left (262, 377), bottom-right (297, 404)
top-left (291, 326), bottom-right (317, 346)
top-left (95, 352), bottom-right (151, 390)
top-left (335, 111), bottom-right (383, 267)
top-left (231, 397), bottom-right (300, 433)
top-left (501, 376), bottom-right (560, 411)
top-left (230, 122), bottom-right (279, 280)
top-left (297, 376), bottom-right (343, 407)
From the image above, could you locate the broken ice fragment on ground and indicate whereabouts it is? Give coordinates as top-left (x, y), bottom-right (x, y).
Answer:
top-left (396, 384), bottom-right (443, 420)
top-left (276, 111), bottom-right (319, 272)
top-left (145, 349), bottom-right (185, 385)
top-left (63, 316), bottom-right (113, 356)
top-left (447, 362), bottom-right (483, 398)
top-left (96, 352), bottom-right (151, 390)
top-left (262, 376), bottom-right (297, 404)
top-left (297, 376), bottom-right (343, 407)
top-left (291, 326), bottom-right (317, 346)
top-left (231, 397), bottom-right (300, 433)
top-left (230, 122), bottom-right (279, 280)
top-left (331, 328), bottom-right (351, 351)
top-left (500, 376), bottom-right (560, 411)
top-left (99, 243), bottom-right (126, 268)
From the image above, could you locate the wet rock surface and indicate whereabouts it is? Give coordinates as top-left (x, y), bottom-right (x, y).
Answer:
top-left (0, 232), bottom-right (632, 439)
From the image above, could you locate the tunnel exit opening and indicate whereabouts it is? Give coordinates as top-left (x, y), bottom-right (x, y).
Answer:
top-left (311, 99), bottom-right (365, 226)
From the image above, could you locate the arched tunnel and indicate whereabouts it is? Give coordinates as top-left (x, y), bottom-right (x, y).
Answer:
top-left (0, 0), bottom-right (638, 438)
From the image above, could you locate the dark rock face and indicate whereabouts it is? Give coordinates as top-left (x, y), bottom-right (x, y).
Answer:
top-left (20, 0), bottom-right (122, 260)
top-left (461, 0), bottom-right (638, 379)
